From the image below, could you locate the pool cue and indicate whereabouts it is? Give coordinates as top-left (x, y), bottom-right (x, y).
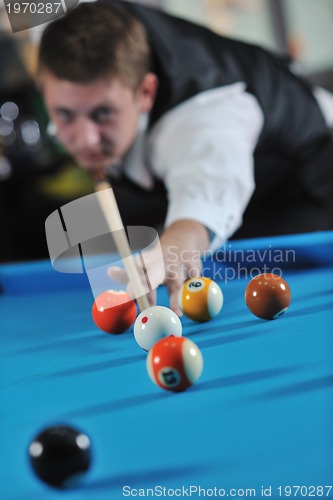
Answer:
top-left (95, 180), bottom-right (150, 312)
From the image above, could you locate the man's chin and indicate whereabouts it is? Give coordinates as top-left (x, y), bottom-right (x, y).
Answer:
top-left (78, 159), bottom-right (113, 172)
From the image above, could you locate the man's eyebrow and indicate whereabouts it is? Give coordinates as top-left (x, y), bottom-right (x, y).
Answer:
top-left (90, 104), bottom-right (115, 111)
top-left (52, 104), bottom-right (116, 116)
top-left (53, 106), bottom-right (74, 114)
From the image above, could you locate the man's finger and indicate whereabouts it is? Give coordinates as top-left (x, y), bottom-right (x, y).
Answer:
top-left (107, 266), bottom-right (129, 285)
top-left (169, 289), bottom-right (183, 317)
top-left (166, 273), bottom-right (184, 316)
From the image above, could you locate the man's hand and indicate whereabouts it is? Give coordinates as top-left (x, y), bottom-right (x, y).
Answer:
top-left (159, 220), bottom-right (210, 314)
top-left (108, 220), bottom-right (210, 316)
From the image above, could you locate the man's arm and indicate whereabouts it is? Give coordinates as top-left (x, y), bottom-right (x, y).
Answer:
top-left (149, 83), bottom-right (263, 251)
top-left (109, 85), bottom-right (263, 313)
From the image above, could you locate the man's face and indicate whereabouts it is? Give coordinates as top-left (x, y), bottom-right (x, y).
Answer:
top-left (41, 72), bottom-right (155, 174)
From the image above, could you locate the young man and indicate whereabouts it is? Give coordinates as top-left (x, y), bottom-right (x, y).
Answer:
top-left (38, 1), bottom-right (333, 313)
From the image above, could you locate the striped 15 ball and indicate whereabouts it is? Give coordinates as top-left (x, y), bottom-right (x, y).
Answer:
top-left (178, 277), bottom-right (223, 322)
top-left (147, 336), bottom-right (203, 392)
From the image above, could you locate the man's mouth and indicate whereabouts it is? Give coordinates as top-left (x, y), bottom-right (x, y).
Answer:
top-left (78, 151), bottom-right (106, 161)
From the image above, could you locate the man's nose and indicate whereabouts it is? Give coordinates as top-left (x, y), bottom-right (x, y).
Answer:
top-left (75, 117), bottom-right (100, 148)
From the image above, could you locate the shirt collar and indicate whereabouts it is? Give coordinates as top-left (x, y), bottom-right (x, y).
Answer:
top-left (122, 113), bottom-right (154, 190)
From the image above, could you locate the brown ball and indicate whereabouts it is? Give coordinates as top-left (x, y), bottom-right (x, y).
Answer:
top-left (245, 273), bottom-right (291, 320)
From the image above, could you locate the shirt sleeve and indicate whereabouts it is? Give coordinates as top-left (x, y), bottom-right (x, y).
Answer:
top-left (147, 83), bottom-right (264, 250)
top-left (313, 86), bottom-right (333, 129)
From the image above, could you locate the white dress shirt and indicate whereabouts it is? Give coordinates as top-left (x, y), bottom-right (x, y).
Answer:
top-left (121, 82), bottom-right (333, 250)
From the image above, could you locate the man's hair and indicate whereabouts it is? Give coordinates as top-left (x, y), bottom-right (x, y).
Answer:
top-left (38, 2), bottom-right (151, 90)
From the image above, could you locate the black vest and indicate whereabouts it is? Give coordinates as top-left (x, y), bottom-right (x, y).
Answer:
top-left (103, 0), bottom-right (330, 162)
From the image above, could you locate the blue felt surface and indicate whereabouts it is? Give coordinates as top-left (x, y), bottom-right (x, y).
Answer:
top-left (1, 232), bottom-right (333, 499)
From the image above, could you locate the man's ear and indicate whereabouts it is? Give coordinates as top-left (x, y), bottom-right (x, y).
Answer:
top-left (138, 73), bottom-right (158, 112)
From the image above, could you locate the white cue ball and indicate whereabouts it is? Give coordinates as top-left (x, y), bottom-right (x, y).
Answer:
top-left (134, 305), bottom-right (182, 351)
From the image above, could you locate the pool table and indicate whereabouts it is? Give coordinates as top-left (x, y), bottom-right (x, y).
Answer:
top-left (1, 231), bottom-right (333, 499)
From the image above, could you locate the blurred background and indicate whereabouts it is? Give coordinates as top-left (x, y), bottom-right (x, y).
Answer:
top-left (0, 0), bottom-right (332, 263)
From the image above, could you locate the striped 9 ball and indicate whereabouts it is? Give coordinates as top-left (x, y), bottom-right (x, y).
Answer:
top-left (178, 277), bottom-right (223, 322)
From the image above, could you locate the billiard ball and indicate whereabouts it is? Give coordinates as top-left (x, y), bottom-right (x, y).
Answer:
top-left (146, 336), bottom-right (203, 392)
top-left (244, 273), bottom-right (291, 320)
top-left (134, 305), bottom-right (182, 351)
top-left (28, 425), bottom-right (91, 489)
top-left (178, 277), bottom-right (223, 322)
top-left (92, 289), bottom-right (137, 334)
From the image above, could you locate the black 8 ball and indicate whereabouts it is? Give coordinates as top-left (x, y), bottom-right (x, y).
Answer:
top-left (28, 425), bottom-right (92, 489)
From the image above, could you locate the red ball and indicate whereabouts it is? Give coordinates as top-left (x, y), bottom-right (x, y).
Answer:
top-left (245, 273), bottom-right (291, 320)
top-left (146, 336), bottom-right (203, 392)
top-left (92, 290), bottom-right (137, 334)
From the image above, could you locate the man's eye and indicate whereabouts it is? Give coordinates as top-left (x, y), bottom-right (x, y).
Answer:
top-left (57, 110), bottom-right (73, 122)
top-left (91, 108), bottom-right (113, 122)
